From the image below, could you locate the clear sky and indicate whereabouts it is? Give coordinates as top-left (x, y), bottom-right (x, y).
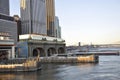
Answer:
top-left (10, 0), bottom-right (120, 46)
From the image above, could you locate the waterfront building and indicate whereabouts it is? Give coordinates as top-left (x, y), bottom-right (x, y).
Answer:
top-left (20, 0), bottom-right (47, 35)
top-left (54, 16), bottom-right (61, 38)
top-left (0, 13), bottom-right (18, 44)
top-left (0, 32), bottom-right (15, 59)
top-left (46, 0), bottom-right (55, 37)
top-left (0, 0), bottom-right (9, 15)
top-left (16, 34), bottom-right (65, 58)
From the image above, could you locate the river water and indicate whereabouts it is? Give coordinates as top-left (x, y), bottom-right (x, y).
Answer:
top-left (0, 56), bottom-right (120, 80)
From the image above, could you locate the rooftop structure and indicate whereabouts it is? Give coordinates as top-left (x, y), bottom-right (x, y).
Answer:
top-left (0, 13), bottom-right (14, 21)
top-left (19, 34), bottom-right (65, 43)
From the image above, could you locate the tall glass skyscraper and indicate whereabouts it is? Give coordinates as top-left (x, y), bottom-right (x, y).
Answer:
top-left (0, 0), bottom-right (9, 15)
top-left (55, 16), bottom-right (61, 38)
top-left (46, 0), bottom-right (55, 37)
top-left (20, 0), bottom-right (47, 35)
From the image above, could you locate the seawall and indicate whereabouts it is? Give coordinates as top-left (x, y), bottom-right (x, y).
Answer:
top-left (40, 55), bottom-right (99, 63)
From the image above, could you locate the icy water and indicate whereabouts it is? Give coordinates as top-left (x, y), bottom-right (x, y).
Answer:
top-left (0, 56), bottom-right (120, 80)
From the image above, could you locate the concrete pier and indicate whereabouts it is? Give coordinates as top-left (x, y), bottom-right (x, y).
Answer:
top-left (0, 55), bottom-right (98, 72)
top-left (0, 57), bottom-right (41, 72)
top-left (40, 55), bottom-right (99, 63)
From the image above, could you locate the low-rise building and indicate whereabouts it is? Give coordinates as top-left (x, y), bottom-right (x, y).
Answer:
top-left (0, 32), bottom-right (15, 60)
top-left (16, 34), bottom-right (65, 58)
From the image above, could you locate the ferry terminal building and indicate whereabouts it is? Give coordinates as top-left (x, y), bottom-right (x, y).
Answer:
top-left (16, 34), bottom-right (66, 58)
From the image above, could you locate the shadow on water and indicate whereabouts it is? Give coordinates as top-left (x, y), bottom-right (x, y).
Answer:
top-left (0, 63), bottom-right (98, 80)
top-left (0, 71), bottom-right (39, 80)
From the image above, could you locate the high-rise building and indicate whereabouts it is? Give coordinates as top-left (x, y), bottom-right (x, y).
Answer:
top-left (13, 15), bottom-right (22, 41)
top-left (0, 0), bottom-right (9, 15)
top-left (54, 16), bottom-right (61, 38)
top-left (20, 0), bottom-right (47, 35)
top-left (58, 26), bottom-right (61, 38)
top-left (46, 0), bottom-right (55, 37)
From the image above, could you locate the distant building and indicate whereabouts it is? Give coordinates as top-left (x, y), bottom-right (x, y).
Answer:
top-left (46, 0), bottom-right (55, 37)
top-left (0, 0), bottom-right (9, 15)
top-left (78, 42), bottom-right (81, 47)
top-left (20, 0), bottom-right (47, 35)
top-left (54, 16), bottom-right (61, 38)
top-left (0, 13), bottom-right (18, 44)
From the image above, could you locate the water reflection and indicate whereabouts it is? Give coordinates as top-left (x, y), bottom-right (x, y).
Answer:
top-left (0, 63), bottom-right (97, 80)
top-left (0, 72), bottom-right (38, 80)
top-left (0, 74), bottom-right (15, 80)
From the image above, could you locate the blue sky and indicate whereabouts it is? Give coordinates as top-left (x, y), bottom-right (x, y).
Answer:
top-left (10, 0), bottom-right (120, 46)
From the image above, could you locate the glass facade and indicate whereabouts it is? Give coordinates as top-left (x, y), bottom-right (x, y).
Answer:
top-left (0, 18), bottom-right (18, 44)
top-left (0, 0), bottom-right (9, 15)
top-left (20, 0), bottom-right (47, 35)
top-left (46, 0), bottom-right (55, 37)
